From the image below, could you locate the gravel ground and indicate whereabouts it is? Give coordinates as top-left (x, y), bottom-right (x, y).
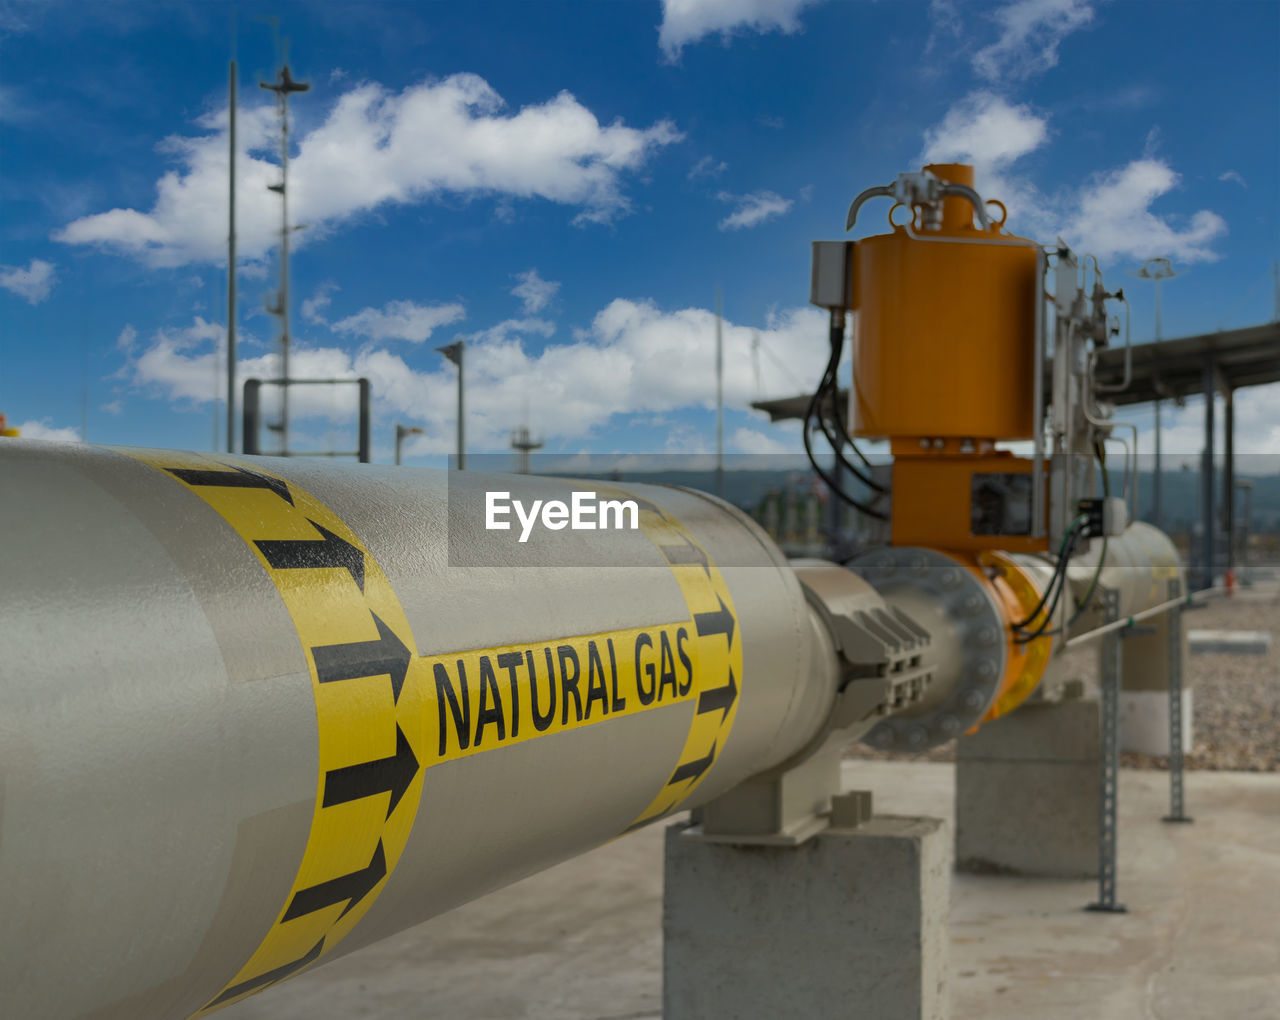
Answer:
top-left (846, 580), bottom-right (1280, 772)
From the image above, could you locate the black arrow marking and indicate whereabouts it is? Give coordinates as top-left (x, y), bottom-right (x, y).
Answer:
top-left (312, 613), bottom-right (412, 703)
top-left (694, 595), bottom-right (736, 647)
top-left (281, 840), bottom-right (387, 922)
top-left (255, 519), bottom-right (366, 592)
top-left (697, 668), bottom-right (737, 724)
top-left (322, 723), bottom-right (419, 818)
top-left (206, 937), bottom-right (325, 1007)
top-left (164, 464), bottom-right (293, 505)
top-left (668, 741), bottom-right (717, 786)
top-left (659, 538), bottom-right (710, 576)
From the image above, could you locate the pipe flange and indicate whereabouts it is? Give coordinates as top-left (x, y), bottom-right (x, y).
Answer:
top-left (847, 545), bottom-right (1007, 750)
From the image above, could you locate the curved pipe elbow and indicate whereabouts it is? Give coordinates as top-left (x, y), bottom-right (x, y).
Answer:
top-left (938, 182), bottom-right (991, 230)
top-left (845, 185), bottom-right (895, 231)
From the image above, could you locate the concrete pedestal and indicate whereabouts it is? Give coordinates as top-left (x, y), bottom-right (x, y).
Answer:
top-left (1121, 689), bottom-right (1192, 757)
top-left (1120, 609), bottom-right (1193, 755)
top-left (663, 816), bottom-right (949, 1020)
top-left (955, 700), bottom-right (1100, 878)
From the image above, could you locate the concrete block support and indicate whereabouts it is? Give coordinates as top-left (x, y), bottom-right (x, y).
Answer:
top-left (955, 700), bottom-right (1100, 877)
top-left (1121, 689), bottom-right (1193, 758)
top-left (663, 816), bottom-right (949, 1020)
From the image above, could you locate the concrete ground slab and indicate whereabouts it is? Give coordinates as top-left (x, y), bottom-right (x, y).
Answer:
top-left (220, 762), bottom-right (1280, 1020)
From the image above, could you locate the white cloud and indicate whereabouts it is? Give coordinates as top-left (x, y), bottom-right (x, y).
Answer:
top-left (302, 281), bottom-right (339, 325)
top-left (459, 317), bottom-right (556, 345)
top-left (0, 84), bottom-right (35, 125)
top-left (733, 425), bottom-right (794, 454)
top-left (331, 300), bottom-right (467, 343)
top-left (0, 259), bottom-right (56, 304)
top-left (1063, 160), bottom-right (1227, 263)
top-left (917, 92), bottom-right (1227, 263)
top-left (1218, 170), bottom-right (1247, 188)
top-left (120, 300), bottom-right (831, 455)
top-left (511, 269), bottom-right (560, 314)
top-left (922, 91), bottom-right (1048, 170)
top-left (116, 324), bottom-right (139, 352)
top-left (688, 155), bottom-right (728, 179)
top-left (972, 0), bottom-right (1095, 82)
top-left (14, 419), bottom-right (82, 442)
top-left (659, 0), bottom-right (822, 60)
top-left (717, 189), bottom-right (794, 230)
top-left (56, 74), bottom-right (681, 267)
top-left (925, 0), bottom-right (964, 58)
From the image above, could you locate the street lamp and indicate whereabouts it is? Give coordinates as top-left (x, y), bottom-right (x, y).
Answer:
top-left (394, 424), bottom-right (423, 466)
top-left (1132, 257), bottom-right (1177, 526)
top-left (436, 340), bottom-right (465, 470)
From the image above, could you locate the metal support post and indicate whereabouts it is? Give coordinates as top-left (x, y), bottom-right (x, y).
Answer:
top-left (1153, 396), bottom-right (1162, 527)
top-left (357, 377), bottom-right (371, 464)
top-left (1224, 387), bottom-right (1235, 584)
top-left (242, 379), bottom-right (262, 455)
top-left (1163, 578), bottom-right (1193, 823)
top-left (1199, 357), bottom-right (1216, 590)
top-left (1087, 587), bottom-right (1126, 913)
top-left (227, 59), bottom-right (237, 454)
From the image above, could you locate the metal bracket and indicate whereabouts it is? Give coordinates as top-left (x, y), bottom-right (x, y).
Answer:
top-left (1086, 587), bottom-right (1127, 913)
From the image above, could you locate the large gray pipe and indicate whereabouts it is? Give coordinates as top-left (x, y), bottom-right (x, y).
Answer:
top-left (0, 441), bottom-right (857, 1019)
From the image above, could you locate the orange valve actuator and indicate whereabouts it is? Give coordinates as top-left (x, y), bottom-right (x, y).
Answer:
top-left (848, 164), bottom-right (1040, 444)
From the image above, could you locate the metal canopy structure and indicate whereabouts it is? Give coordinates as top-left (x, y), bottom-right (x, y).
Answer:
top-left (1093, 322), bottom-right (1280, 405)
top-left (752, 390), bottom-right (845, 425)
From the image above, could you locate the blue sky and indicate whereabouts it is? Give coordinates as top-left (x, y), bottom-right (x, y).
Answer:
top-left (1, 0), bottom-right (1277, 467)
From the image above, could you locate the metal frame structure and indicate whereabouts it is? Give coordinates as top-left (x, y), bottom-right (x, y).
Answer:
top-left (1163, 576), bottom-right (1193, 824)
top-left (243, 377), bottom-right (371, 462)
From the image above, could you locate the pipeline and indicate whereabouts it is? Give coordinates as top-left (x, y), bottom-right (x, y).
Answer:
top-left (0, 440), bottom-right (1186, 1017)
top-left (0, 441), bottom-right (930, 1018)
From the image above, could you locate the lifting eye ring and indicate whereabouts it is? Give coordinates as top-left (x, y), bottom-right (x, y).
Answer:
top-left (985, 198), bottom-right (1008, 230)
top-left (888, 202), bottom-right (914, 230)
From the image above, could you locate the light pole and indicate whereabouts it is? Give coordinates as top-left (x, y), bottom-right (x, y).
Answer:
top-left (1133, 257), bottom-right (1176, 526)
top-left (437, 340), bottom-right (465, 469)
top-left (227, 58), bottom-right (237, 452)
top-left (395, 424), bottom-right (423, 466)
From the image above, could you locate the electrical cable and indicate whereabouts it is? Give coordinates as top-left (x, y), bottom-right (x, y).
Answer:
top-left (801, 406), bottom-right (887, 520)
top-left (800, 319), bottom-right (888, 520)
top-left (1010, 513), bottom-right (1087, 632)
top-left (810, 318), bottom-right (885, 493)
top-left (1013, 519), bottom-right (1088, 644)
top-left (1026, 444), bottom-right (1111, 641)
top-left (823, 325), bottom-right (878, 474)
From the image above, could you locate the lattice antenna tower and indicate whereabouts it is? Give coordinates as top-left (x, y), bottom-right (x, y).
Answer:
top-left (260, 40), bottom-right (310, 455)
